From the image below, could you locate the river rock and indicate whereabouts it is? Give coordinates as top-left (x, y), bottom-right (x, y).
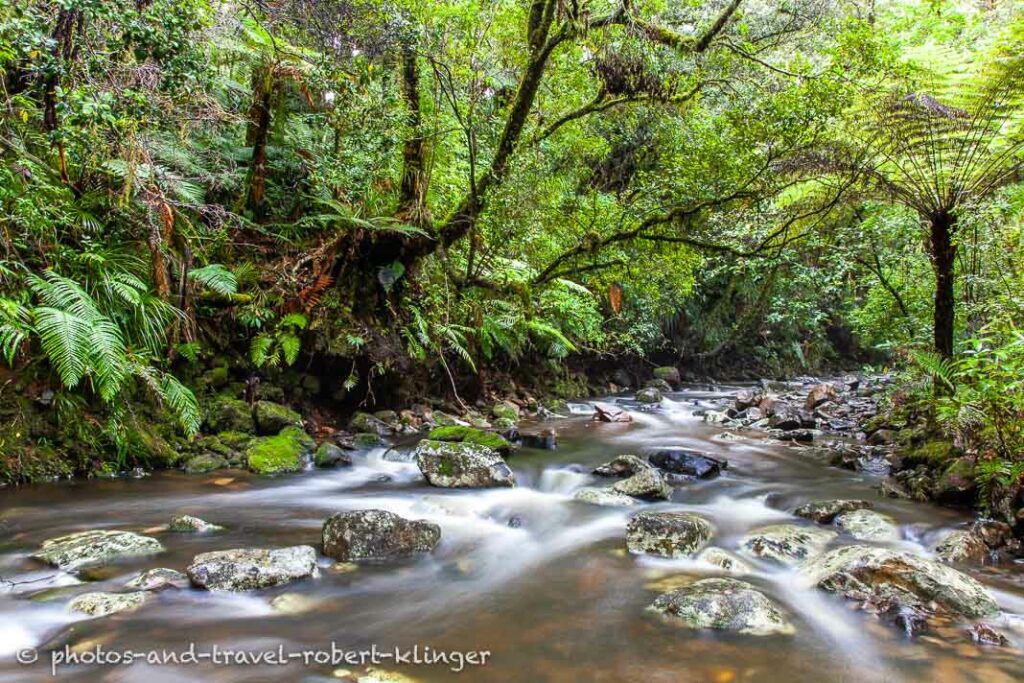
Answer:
top-left (322, 510), bottom-right (440, 561)
top-left (519, 429), bottom-right (558, 450)
top-left (768, 405), bottom-right (803, 431)
top-left (349, 412), bottom-right (393, 436)
top-left (69, 591), bottom-right (147, 617)
top-left (801, 545), bottom-right (999, 621)
top-left (573, 487), bottom-right (638, 507)
top-left (593, 402), bottom-right (632, 423)
top-left (636, 387), bottom-right (663, 404)
top-left (414, 440), bottom-right (515, 488)
top-left (253, 400), bottom-right (303, 435)
top-left (490, 401), bottom-right (520, 422)
top-left (653, 366), bottom-right (681, 386)
top-left (593, 454), bottom-right (651, 477)
top-left (183, 453), bottom-right (229, 474)
top-left (805, 383), bottom-right (836, 409)
top-left (612, 469), bottom-right (672, 500)
top-left (426, 426), bottom-right (513, 456)
top-left (32, 530), bottom-right (164, 570)
top-left (934, 530), bottom-right (988, 563)
top-left (649, 578), bottom-right (794, 636)
top-left (125, 568), bottom-right (189, 591)
top-left (739, 524), bottom-right (836, 566)
top-left (186, 546), bottom-right (319, 591)
top-left (794, 499), bottom-right (872, 524)
top-left (246, 426), bottom-right (315, 474)
top-left (205, 395), bottom-right (253, 433)
top-left (834, 509), bottom-right (900, 541)
top-left (648, 449), bottom-right (726, 479)
top-left (626, 511), bottom-right (715, 557)
top-left (314, 442), bottom-right (353, 468)
top-left (697, 547), bottom-right (754, 574)
top-left (168, 514), bottom-right (224, 533)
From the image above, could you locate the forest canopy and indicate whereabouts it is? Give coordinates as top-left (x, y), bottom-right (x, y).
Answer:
top-left (1, 0), bottom-right (1023, 475)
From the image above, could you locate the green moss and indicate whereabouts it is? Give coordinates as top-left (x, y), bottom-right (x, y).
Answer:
top-left (216, 431), bottom-right (252, 448)
top-left (246, 426), bottom-right (314, 474)
top-left (0, 444), bottom-right (74, 485)
top-left (183, 453), bottom-right (228, 473)
top-left (427, 426), bottom-right (511, 454)
top-left (253, 400), bottom-right (302, 435)
top-left (205, 395), bottom-right (253, 433)
top-left (904, 439), bottom-right (959, 466)
top-left (491, 401), bottom-right (519, 423)
top-left (353, 432), bottom-right (384, 449)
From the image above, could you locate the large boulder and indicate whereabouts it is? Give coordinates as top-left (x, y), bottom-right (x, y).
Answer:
top-left (739, 524), bottom-right (836, 566)
top-left (573, 487), bottom-right (638, 507)
top-left (800, 545), bottom-right (999, 622)
top-left (32, 530), bottom-right (164, 571)
top-left (626, 511), bottom-right (715, 558)
top-left (183, 453), bottom-right (228, 474)
top-left (648, 449), bottom-right (726, 479)
top-left (205, 395), bottom-right (253, 433)
top-left (69, 591), bottom-right (147, 617)
top-left (322, 510), bottom-right (441, 561)
top-left (794, 499), bottom-right (872, 524)
top-left (834, 509), bottom-right (900, 542)
top-left (768, 405), bottom-right (802, 431)
top-left (593, 454), bottom-right (651, 477)
top-left (653, 366), bottom-right (681, 387)
top-left (246, 426), bottom-right (315, 474)
top-left (426, 426), bottom-right (513, 456)
top-left (414, 440), bottom-right (515, 488)
top-left (186, 546), bottom-right (319, 591)
top-left (253, 401), bottom-right (303, 435)
top-left (649, 578), bottom-right (794, 636)
top-left (612, 469), bottom-right (672, 500)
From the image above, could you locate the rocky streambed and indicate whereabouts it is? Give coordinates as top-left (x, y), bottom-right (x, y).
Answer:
top-left (2, 381), bottom-right (1024, 682)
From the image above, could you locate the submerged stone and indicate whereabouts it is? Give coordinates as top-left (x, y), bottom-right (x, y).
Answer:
top-left (186, 546), bottom-right (319, 591)
top-left (168, 514), bottom-right (224, 533)
top-left (593, 454), bottom-right (651, 477)
top-left (573, 487), bottom-right (638, 507)
top-left (739, 524), bottom-right (836, 566)
top-left (32, 530), bottom-right (164, 571)
top-left (322, 510), bottom-right (441, 561)
top-left (69, 591), bottom-right (147, 617)
top-left (626, 511), bottom-right (715, 558)
top-left (125, 568), bottom-right (189, 591)
top-left (649, 449), bottom-right (726, 479)
top-left (649, 578), bottom-right (794, 636)
top-left (697, 547), bottom-right (754, 574)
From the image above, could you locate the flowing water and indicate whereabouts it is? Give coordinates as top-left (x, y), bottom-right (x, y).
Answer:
top-left (3, 386), bottom-right (1024, 682)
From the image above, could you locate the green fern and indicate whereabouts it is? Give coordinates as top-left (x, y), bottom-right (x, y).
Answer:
top-left (189, 264), bottom-right (238, 297)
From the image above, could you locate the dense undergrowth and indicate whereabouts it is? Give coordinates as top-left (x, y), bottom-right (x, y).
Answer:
top-left (1, 0), bottom-right (1023, 501)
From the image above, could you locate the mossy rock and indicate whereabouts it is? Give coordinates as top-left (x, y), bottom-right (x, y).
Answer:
top-left (354, 433), bottom-right (385, 449)
top-left (246, 427), bottom-right (315, 474)
top-left (253, 400), bottom-right (303, 435)
top-left (902, 439), bottom-right (959, 467)
top-left (133, 427), bottom-right (182, 469)
top-left (184, 453), bottom-right (229, 474)
top-left (314, 442), bottom-right (353, 468)
top-left (491, 401), bottom-right (520, 423)
top-left (205, 365), bottom-right (230, 389)
top-left (492, 417), bottom-right (516, 431)
top-left (205, 395), bottom-right (253, 433)
top-left (349, 412), bottom-right (393, 436)
top-left (426, 426), bottom-right (512, 455)
top-left (217, 431), bottom-right (252, 449)
top-left (200, 435), bottom-right (235, 458)
top-left (933, 457), bottom-right (977, 505)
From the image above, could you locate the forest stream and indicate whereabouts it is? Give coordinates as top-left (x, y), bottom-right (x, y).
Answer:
top-left (2, 384), bottom-right (1023, 683)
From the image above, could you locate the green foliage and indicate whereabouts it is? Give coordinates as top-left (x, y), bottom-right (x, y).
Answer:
top-left (250, 313), bottom-right (308, 368)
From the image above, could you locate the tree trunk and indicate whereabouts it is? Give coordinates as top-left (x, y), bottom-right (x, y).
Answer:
top-left (246, 66), bottom-right (274, 217)
top-left (396, 40), bottom-right (431, 230)
top-left (929, 211), bottom-right (957, 358)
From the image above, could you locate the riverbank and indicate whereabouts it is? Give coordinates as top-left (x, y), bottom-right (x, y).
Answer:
top-left (2, 382), bottom-right (1023, 682)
